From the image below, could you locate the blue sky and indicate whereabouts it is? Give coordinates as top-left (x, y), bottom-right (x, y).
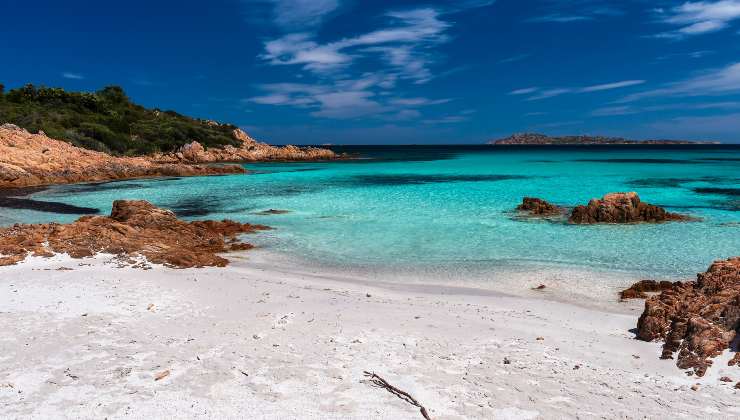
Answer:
top-left (2, 0), bottom-right (740, 144)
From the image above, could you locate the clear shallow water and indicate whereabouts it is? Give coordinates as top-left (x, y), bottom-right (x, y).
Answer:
top-left (2, 145), bottom-right (739, 280)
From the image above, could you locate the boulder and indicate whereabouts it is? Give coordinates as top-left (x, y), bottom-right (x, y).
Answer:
top-left (0, 200), bottom-right (270, 268)
top-left (635, 257), bottom-right (740, 376)
top-left (516, 197), bottom-right (561, 216)
top-left (619, 279), bottom-right (679, 300)
top-left (177, 141), bottom-right (206, 162)
top-left (569, 192), bottom-right (689, 224)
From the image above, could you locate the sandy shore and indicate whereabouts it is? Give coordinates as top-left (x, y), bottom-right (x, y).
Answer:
top-left (1, 251), bottom-right (739, 419)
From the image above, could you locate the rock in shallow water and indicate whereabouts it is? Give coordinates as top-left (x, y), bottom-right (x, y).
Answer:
top-left (619, 280), bottom-right (679, 300)
top-left (568, 192), bottom-right (690, 224)
top-left (0, 200), bottom-right (270, 268)
top-left (636, 257), bottom-right (740, 377)
top-left (516, 197), bottom-right (562, 216)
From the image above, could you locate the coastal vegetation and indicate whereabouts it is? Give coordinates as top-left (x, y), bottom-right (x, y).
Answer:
top-left (0, 83), bottom-right (240, 155)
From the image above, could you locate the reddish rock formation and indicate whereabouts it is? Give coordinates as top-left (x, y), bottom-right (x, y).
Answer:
top-left (636, 257), bottom-right (740, 376)
top-left (155, 128), bottom-right (337, 163)
top-left (0, 200), bottom-right (269, 268)
top-left (516, 197), bottom-right (562, 216)
top-left (619, 280), bottom-right (679, 300)
top-left (0, 124), bottom-right (245, 189)
top-left (569, 192), bottom-right (689, 224)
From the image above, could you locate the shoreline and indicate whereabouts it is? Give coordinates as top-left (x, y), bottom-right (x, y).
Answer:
top-left (2, 251), bottom-right (738, 419)
top-left (232, 248), bottom-right (671, 314)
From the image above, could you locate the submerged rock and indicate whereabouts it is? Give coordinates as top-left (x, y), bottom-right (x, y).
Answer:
top-left (569, 192), bottom-right (689, 224)
top-left (254, 209), bottom-right (291, 215)
top-left (516, 197), bottom-right (561, 216)
top-left (0, 200), bottom-right (269, 268)
top-left (635, 257), bottom-right (740, 377)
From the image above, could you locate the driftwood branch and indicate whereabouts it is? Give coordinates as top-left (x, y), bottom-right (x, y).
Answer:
top-left (363, 371), bottom-right (432, 420)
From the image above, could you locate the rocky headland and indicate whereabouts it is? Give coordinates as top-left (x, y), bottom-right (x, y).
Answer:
top-left (0, 124), bottom-right (245, 189)
top-left (0, 200), bottom-right (269, 268)
top-left (634, 257), bottom-right (740, 379)
top-left (490, 133), bottom-right (716, 145)
top-left (568, 192), bottom-right (690, 224)
top-left (155, 128), bottom-right (337, 163)
top-left (0, 124), bottom-right (337, 189)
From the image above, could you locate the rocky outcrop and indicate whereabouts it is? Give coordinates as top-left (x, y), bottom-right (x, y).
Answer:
top-left (636, 257), bottom-right (740, 376)
top-left (0, 200), bottom-right (269, 268)
top-left (157, 129), bottom-right (337, 163)
top-left (619, 280), bottom-right (680, 300)
top-left (569, 192), bottom-right (689, 224)
top-left (516, 197), bottom-right (562, 216)
top-left (0, 124), bottom-right (245, 189)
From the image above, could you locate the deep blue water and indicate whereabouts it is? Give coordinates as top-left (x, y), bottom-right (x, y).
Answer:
top-left (2, 145), bottom-right (739, 279)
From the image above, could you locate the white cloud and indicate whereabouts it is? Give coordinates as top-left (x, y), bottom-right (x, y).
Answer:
top-left (517, 80), bottom-right (645, 101)
top-left (592, 105), bottom-right (638, 116)
top-left (249, 3), bottom-right (492, 120)
top-left (619, 62), bottom-right (740, 102)
top-left (62, 72), bottom-right (84, 80)
top-left (422, 115), bottom-right (469, 124)
top-left (654, 0), bottom-right (740, 39)
top-left (648, 113), bottom-right (740, 140)
top-left (580, 80), bottom-right (645, 92)
top-left (311, 91), bottom-right (385, 118)
top-left (273, 0), bottom-right (338, 29)
top-left (526, 88), bottom-right (573, 101)
top-left (498, 53), bottom-right (531, 64)
top-left (245, 78), bottom-right (448, 120)
top-left (509, 87), bottom-right (539, 95)
top-left (243, 0), bottom-right (339, 31)
top-left (526, 1), bottom-right (624, 24)
top-left (260, 7), bottom-right (450, 83)
top-left (593, 101), bottom-right (740, 116)
top-left (388, 97), bottom-right (451, 106)
top-left (527, 14), bottom-right (592, 23)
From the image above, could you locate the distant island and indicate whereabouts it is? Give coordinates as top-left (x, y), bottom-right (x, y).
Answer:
top-left (489, 133), bottom-right (719, 145)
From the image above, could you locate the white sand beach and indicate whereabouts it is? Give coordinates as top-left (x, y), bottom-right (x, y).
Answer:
top-left (1, 251), bottom-right (738, 419)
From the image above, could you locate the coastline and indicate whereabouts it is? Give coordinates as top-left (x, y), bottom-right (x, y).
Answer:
top-left (0, 124), bottom-right (337, 191)
top-left (2, 250), bottom-right (738, 419)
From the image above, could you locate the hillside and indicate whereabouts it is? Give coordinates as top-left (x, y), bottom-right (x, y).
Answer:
top-left (490, 133), bottom-right (716, 145)
top-left (0, 84), bottom-right (242, 155)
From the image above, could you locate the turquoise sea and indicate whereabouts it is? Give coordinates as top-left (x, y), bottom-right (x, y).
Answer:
top-left (2, 145), bottom-right (739, 280)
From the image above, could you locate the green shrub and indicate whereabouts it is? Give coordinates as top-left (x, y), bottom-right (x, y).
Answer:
top-left (0, 84), bottom-right (240, 155)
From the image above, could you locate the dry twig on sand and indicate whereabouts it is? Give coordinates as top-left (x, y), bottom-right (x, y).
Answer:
top-left (362, 371), bottom-right (432, 420)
